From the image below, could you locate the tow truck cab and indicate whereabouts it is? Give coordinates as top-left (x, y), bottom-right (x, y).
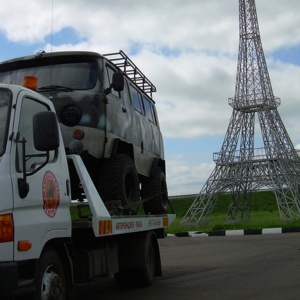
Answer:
top-left (0, 84), bottom-right (71, 297)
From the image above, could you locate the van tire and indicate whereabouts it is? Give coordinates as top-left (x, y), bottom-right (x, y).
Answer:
top-left (97, 154), bottom-right (140, 215)
top-left (142, 167), bottom-right (168, 214)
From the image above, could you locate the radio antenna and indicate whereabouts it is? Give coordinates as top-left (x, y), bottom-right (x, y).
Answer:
top-left (51, 0), bottom-right (53, 54)
top-left (50, 0), bottom-right (54, 88)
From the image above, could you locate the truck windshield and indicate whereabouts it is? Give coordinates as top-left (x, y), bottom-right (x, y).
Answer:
top-left (0, 88), bottom-right (12, 156)
top-left (0, 61), bottom-right (98, 91)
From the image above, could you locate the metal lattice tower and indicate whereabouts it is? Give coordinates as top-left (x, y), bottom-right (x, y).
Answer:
top-left (182, 0), bottom-right (300, 224)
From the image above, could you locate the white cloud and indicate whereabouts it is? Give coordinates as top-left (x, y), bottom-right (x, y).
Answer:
top-left (268, 61), bottom-right (300, 145)
top-left (0, 1), bottom-right (53, 43)
top-left (166, 155), bottom-right (215, 196)
top-left (1, 0), bottom-right (300, 53)
top-left (255, 0), bottom-right (300, 51)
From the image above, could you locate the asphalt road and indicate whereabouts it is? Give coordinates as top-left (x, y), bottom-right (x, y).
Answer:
top-left (76, 233), bottom-right (300, 300)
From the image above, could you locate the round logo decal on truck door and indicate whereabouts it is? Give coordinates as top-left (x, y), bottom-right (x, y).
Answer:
top-left (42, 171), bottom-right (60, 218)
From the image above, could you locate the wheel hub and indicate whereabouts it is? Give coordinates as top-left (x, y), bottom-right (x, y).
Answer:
top-left (41, 267), bottom-right (63, 300)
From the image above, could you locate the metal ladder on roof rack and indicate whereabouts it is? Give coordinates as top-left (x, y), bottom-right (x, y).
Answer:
top-left (103, 50), bottom-right (156, 99)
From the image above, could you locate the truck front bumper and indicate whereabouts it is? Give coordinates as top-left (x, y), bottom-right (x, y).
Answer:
top-left (0, 262), bottom-right (34, 298)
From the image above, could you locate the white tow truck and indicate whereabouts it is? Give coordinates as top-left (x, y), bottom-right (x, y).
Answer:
top-left (0, 82), bottom-right (175, 299)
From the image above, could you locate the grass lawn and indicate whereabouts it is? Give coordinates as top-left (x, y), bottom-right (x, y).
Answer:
top-left (166, 191), bottom-right (300, 234)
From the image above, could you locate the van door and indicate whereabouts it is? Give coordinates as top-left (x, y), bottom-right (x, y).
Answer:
top-left (11, 92), bottom-right (71, 261)
top-left (142, 95), bottom-right (163, 157)
top-left (104, 64), bottom-right (131, 154)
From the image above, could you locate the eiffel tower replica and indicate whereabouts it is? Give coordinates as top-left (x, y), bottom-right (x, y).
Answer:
top-left (182, 0), bottom-right (300, 224)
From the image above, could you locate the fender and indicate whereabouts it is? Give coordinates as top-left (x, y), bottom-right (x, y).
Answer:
top-left (150, 157), bottom-right (166, 177)
top-left (111, 138), bottom-right (134, 159)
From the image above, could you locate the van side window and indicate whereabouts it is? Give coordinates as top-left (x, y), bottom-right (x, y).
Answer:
top-left (16, 97), bottom-right (56, 173)
top-left (143, 96), bottom-right (157, 125)
top-left (105, 64), bottom-right (120, 98)
top-left (130, 85), bottom-right (145, 115)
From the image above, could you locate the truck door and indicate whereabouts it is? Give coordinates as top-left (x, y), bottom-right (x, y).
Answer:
top-left (11, 92), bottom-right (71, 261)
top-left (0, 88), bottom-right (14, 261)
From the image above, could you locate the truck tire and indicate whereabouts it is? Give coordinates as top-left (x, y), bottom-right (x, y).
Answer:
top-left (136, 237), bottom-right (155, 287)
top-left (114, 239), bottom-right (155, 288)
top-left (34, 249), bottom-right (73, 300)
top-left (142, 167), bottom-right (168, 214)
top-left (114, 232), bottom-right (158, 288)
top-left (97, 154), bottom-right (140, 215)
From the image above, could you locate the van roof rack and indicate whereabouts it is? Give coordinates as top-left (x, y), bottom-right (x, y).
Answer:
top-left (103, 50), bottom-right (156, 99)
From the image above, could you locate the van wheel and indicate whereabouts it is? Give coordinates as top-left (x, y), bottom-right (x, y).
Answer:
top-left (97, 154), bottom-right (140, 215)
top-left (142, 167), bottom-right (168, 214)
top-left (35, 249), bottom-right (73, 300)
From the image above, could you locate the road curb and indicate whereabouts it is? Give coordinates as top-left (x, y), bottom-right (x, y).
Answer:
top-left (171, 227), bottom-right (300, 237)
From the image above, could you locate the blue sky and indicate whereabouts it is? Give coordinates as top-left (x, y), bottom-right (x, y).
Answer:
top-left (272, 45), bottom-right (300, 66)
top-left (1, 0), bottom-right (300, 196)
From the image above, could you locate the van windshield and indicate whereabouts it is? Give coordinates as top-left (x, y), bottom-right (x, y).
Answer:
top-left (0, 88), bottom-right (12, 156)
top-left (0, 61), bottom-right (98, 91)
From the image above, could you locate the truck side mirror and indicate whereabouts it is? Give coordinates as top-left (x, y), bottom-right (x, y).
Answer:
top-left (33, 111), bottom-right (60, 151)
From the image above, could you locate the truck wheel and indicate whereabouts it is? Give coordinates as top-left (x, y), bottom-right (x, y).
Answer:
top-left (142, 167), bottom-right (168, 214)
top-left (34, 249), bottom-right (72, 300)
top-left (97, 154), bottom-right (140, 215)
top-left (114, 241), bottom-right (155, 288)
top-left (136, 238), bottom-right (155, 287)
top-left (114, 232), bottom-right (157, 288)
